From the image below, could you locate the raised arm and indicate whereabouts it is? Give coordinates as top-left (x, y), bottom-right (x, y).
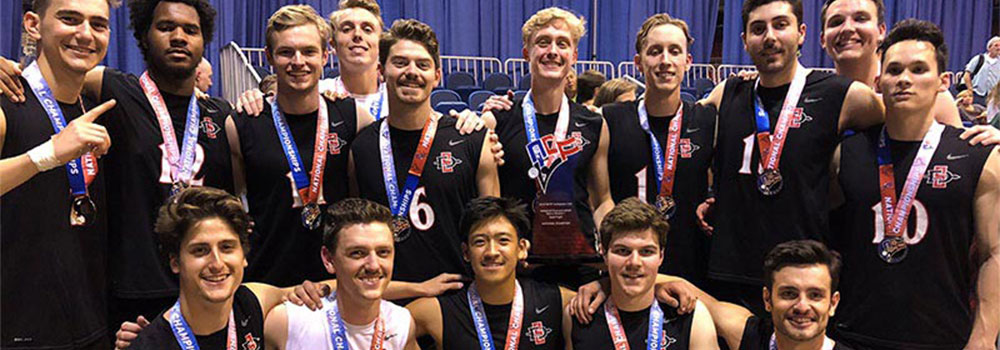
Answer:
top-left (838, 81), bottom-right (885, 133)
top-left (476, 131), bottom-right (500, 197)
top-left (588, 120), bottom-right (614, 229)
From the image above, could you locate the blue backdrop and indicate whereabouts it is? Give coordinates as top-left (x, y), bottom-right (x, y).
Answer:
top-left (1, 0), bottom-right (994, 96)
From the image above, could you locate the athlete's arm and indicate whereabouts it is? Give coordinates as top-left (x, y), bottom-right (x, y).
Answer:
top-left (0, 57), bottom-right (23, 103)
top-left (838, 81), bottom-right (885, 133)
top-left (656, 278), bottom-right (750, 350)
top-left (476, 130), bottom-right (500, 197)
top-left (405, 297), bottom-right (443, 347)
top-left (558, 286), bottom-right (577, 310)
top-left (348, 150), bottom-right (359, 197)
top-left (696, 79), bottom-right (728, 110)
top-left (932, 91), bottom-right (963, 127)
top-left (262, 303), bottom-right (289, 350)
top-left (224, 115), bottom-right (247, 196)
top-left (81, 66), bottom-right (107, 101)
top-left (404, 314), bottom-right (420, 350)
top-left (561, 304), bottom-right (575, 350)
top-left (967, 149), bottom-right (1000, 350)
top-left (964, 70), bottom-right (974, 93)
top-left (689, 301), bottom-right (721, 350)
top-left (354, 98), bottom-right (375, 132)
top-left (587, 120), bottom-right (614, 229)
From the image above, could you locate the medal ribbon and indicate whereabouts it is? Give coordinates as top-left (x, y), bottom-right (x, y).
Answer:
top-left (167, 301), bottom-right (237, 350)
top-left (521, 91), bottom-right (570, 190)
top-left (876, 123), bottom-right (944, 237)
top-left (270, 95), bottom-right (329, 206)
top-left (637, 99), bottom-right (684, 203)
top-left (22, 62), bottom-right (96, 197)
top-left (139, 72), bottom-right (200, 186)
top-left (379, 115), bottom-right (439, 218)
top-left (603, 299), bottom-right (663, 350)
top-left (467, 281), bottom-right (524, 350)
top-left (326, 293), bottom-right (385, 350)
top-left (752, 65), bottom-right (809, 173)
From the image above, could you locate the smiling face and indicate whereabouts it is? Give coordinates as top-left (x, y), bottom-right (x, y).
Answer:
top-left (171, 218), bottom-right (246, 305)
top-left (876, 40), bottom-right (948, 114)
top-left (636, 23), bottom-right (691, 95)
top-left (463, 217), bottom-right (529, 285)
top-left (604, 229), bottom-right (663, 299)
top-left (145, 1), bottom-right (204, 79)
top-left (381, 39), bottom-right (440, 106)
top-left (26, 0), bottom-right (111, 74)
top-left (331, 8), bottom-right (381, 70)
top-left (764, 264), bottom-right (839, 343)
top-left (267, 23), bottom-right (328, 96)
top-left (322, 222), bottom-right (394, 302)
top-left (742, 1), bottom-right (805, 75)
top-left (821, 0), bottom-right (885, 65)
top-left (524, 20), bottom-right (578, 86)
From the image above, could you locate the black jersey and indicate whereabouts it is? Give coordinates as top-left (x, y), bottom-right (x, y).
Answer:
top-left (438, 278), bottom-right (564, 350)
top-left (571, 301), bottom-right (693, 350)
top-left (351, 116), bottom-right (486, 283)
top-left (1, 80), bottom-right (109, 349)
top-left (740, 316), bottom-right (853, 350)
top-left (603, 100), bottom-right (716, 284)
top-left (710, 71), bottom-right (852, 285)
top-left (830, 125), bottom-right (993, 350)
top-left (233, 97), bottom-right (357, 287)
top-left (100, 68), bottom-right (234, 298)
top-left (131, 286), bottom-right (265, 350)
top-left (492, 100), bottom-right (603, 258)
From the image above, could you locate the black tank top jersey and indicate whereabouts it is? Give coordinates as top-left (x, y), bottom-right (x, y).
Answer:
top-left (130, 286), bottom-right (266, 350)
top-left (710, 71), bottom-right (852, 285)
top-left (351, 117), bottom-right (486, 283)
top-left (492, 100), bottom-right (603, 254)
top-left (1, 82), bottom-right (109, 349)
top-left (99, 68), bottom-right (234, 298)
top-left (830, 125), bottom-right (993, 350)
top-left (571, 301), bottom-right (693, 350)
top-left (438, 278), bottom-right (564, 349)
top-left (603, 100), bottom-right (716, 284)
top-left (740, 316), bottom-right (853, 350)
top-left (233, 97), bottom-right (357, 287)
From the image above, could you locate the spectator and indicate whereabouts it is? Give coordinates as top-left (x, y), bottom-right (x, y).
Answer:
top-left (986, 82), bottom-right (1000, 128)
top-left (593, 78), bottom-right (638, 107)
top-left (565, 69), bottom-right (577, 100)
top-left (956, 89), bottom-right (986, 124)
top-left (963, 36), bottom-right (1000, 105)
top-left (576, 69), bottom-right (605, 108)
top-left (194, 58), bottom-right (213, 93)
top-left (258, 73), bottom-right (277, 96)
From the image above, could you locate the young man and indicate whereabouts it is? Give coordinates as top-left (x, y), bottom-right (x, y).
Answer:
top-left (0, 0), bottom-right (117, 348)
top-left (320, 0), bottom-right (388, 120)
top-left (602, 13), bottom-right (716, 286)
top-left (566, 198), bottom-right (718, 350)
top-left (830, 20), bottom-right (999, 350)
top-left (194, 57), bottom-right (212, 93)
top-left (486, 7), bottom-right (614, 289)
top-left (225, 4), bottom-right (373, 287)
top-left (963, 36), bottom-right (1000, 106)
top-left (350, 19), bottom-right (500, 287)
top-left (696, 0), bottom-right (884, 314)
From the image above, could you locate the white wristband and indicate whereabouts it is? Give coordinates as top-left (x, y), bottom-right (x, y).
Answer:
top-left (26, 138), bottom-right (60, 172)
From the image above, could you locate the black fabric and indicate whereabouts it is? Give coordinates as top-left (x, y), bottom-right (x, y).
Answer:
top-left (233, 97), bottom-right (357, 287)
top-left (131, 286), bottom-right (265, 350)
top-left (830, 125), bottom-right (993, 350)
top-left (603, 100), bottom-right (716, 285)
top-left (709, 71), bottom-right (852, 286)
top-left (1, 79), bottom-right (109, 349)
top-left (438, 278), bottom-right (564, 350)
top-left (351, 117), bottom-right (486, 283)
top-left (571, 300), bottom-right (693, 350)
top-left (100, 68), bottom-right (234, 299)
top-left (740, 316), bottom-right (853, 350)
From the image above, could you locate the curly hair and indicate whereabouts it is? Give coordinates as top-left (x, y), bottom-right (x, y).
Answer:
top-left (322, 198), bottom-right (392, 252)
top-left (155, 187), bottom-right (251, 265)
top-left (379, 19), bottom-right (440, 68)
top-left (128, 0), bottom-right (216, 58)
top-left (598, 197), bottom-right (670, 253)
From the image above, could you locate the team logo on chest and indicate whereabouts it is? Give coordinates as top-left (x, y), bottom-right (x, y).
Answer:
top-left (678, 138), bottom-right (699, 158)
top-left (789, 108), bottom-right (813, 128)
top-left (525, 321), bottom-right (552, 345)
top-left (434, 151), bottom-right (463, 173)
top-left (327, 132), bottom-right (344, 155)
top-left (925, 165), bottom-right (960, 188)
top-left (241, 333), bottom-right (260, 350)
top-left (200, 117), bottom-right (220, 139)
top-left (658, 330), bottom-right (678, 349)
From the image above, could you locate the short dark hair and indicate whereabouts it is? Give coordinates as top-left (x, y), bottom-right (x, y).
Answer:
top-left (599, 198), bottom-right (669, 252)
top-left (742, 0), bottom-right (803, 31)
top-left (576, 70), bottom-right (606, 103)
top-left (820, 0), bottom-right (885, 29)
top-left (155, 187), bottom-right (251, 264)
top-left (878, 19), bottom-right (948, 74)
top-left (32, 0), bottom-right (121, 16)
top-left (459, 197), bottom-right (530, 241)
top-left (379, 19), bottom-right (440, 69)
top-left (763, 240), bottom-right (842, 291)
top-left (128, 0), bottom-right (217, 60)
top-left (322, 198), bottom-right (392, 251)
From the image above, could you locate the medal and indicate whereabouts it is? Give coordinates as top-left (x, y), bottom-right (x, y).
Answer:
top-left (637, 99), bottom-right (685, 214)
top-left (528, 167), bottom-right (539, 179)
top-left (70, 195), bottom-right (96, 227)
top-left (170, 181), bottom-right (189, 196)
top-left (878, 236), bottom-right (908, 263)
top-left (468, 281), bottom-right (524, 350)
top-left (141, 72), bottom-right (201, 195)
top-left (301, 203), bottom-right (322, 230)
top-left (379, 114), bottom-right (439, 242)
top-left (604, 298), bottom-right (663, 350)
top-left (391, 215), bottom-right (411, 242)
top-left (757, 169), bottom-right (784, 196)
top-left (656, 195), bottom-right (676, 219)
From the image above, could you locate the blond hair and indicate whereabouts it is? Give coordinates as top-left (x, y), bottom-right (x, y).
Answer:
top-left (329, 0), bottom-right (384, 30)
top-left (521, 7), bottom-right (586, 47)
top-left (265, 5), bottom-right (332, 53)
top-left (635, 13), bottom-right (694, 54)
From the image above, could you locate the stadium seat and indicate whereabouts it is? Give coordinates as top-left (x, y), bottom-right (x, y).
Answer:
top-left (468, 91), bottom-right (495, 110)
top-left (484, 73), bottom-right (514, 92)
top-left (446, 72), bottom-right (476, 90)
top-left (681, 87), bottom-right (698, 98)
top-left (430, 89), bottom-right (461, 107)
top-left (518, 74), bottom-right (532, 91)
top-left (694, 78), bottom-right (715, 97)
top-left (434, 101), bottom-right (469, 115)
top-left (680, 91), bottom-right (696, 102)
top-left (513, 90), bottom-right (528, 102)
top-left (323, 67), bottom-right (339, 79)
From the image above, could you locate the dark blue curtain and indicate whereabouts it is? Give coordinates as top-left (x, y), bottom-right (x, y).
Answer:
top-left (723, 0), bottom-right (995, 72)
top-left (595, 0), bottom-right (720, 64)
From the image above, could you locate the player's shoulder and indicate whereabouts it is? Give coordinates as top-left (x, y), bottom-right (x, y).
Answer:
top-left (200, 96), bottom-right (233, 117)
top-left (130, 312), bottom-right (177, 349)
top-left (807, 70), bottom-right (853, 90)
top-left (571, 101), bottom-right (602, 122)
top-left (600, 100), bottom-right (638, 117)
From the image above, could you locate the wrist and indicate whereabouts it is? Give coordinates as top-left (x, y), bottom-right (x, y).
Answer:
top-left (26, 138), bottom-right (60, 171)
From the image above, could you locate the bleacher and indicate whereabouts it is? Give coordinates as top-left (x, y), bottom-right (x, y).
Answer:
top-left (220, 42), bottom-right (961, 113)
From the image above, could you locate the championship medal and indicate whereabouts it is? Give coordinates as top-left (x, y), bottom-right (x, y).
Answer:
top-left (758, 169), bottom-right (783, 196)
top-left (391, 215), bottom-right (411, 242)
top-left (301, 203), bottom-right (322, 230)
top-left (70, 195), bottom-right (96, 227)
top-left (878, 237), bottom-right (908, 264)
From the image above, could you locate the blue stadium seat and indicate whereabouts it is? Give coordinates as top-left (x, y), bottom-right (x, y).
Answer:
top-left (430, 89), bottom-right (461, 107)
top-left (483, 73), bottom-right (514, 92)
top-left (517, 74), bottom-right (532, 91)
top-left (513, 90), bottom-right (528, 102)
top-left (434, 101), bottom-right (469, 115)
top-left (254, 66), bottom-right (271, 80)
top-left (694, 78), bottom-right (715, 98)
top-left (446, 72), bottom-right (476, 90)
top-left (478, 102), bottom-right (486, 112)
top-left (681, 87), bottom-right (698, 97)
top-left (468, 91), bottom-right (495, 110)
top-left (454, 86), bottom-right (480, 103)
top-left (680, 91), bottom-right (696, 102)
top-left (324, 67), bottom-right (339, 79)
